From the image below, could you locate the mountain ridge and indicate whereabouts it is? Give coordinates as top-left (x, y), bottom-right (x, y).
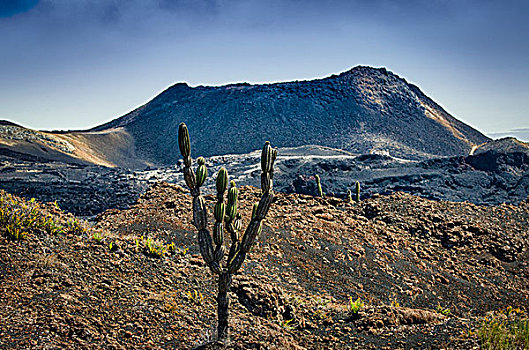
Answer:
top-left (88, 66), bottom-right (489, 166)
top-left (1, 66), bottom-right (490, 168)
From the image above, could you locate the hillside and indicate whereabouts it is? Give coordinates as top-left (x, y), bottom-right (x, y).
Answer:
top-left (1, 184), bottom-right (528, 349)
top-left (90, 66), bottom-right (489, 166)
top-left (0, 122), bottom-right (145, 168)
top-left (0, 67), bottom-right (490, 169)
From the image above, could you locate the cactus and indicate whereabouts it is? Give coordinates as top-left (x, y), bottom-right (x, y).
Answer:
top-left (347, 189), bottom-right (352, 203)
top-left (315, 174), bottom-right (323, 197)
top-left (178, 123), bottom-right (277, 341)
top-left (355, 181), bottom-right (361, 202)
top-left (196, 157), bottom-right (207, 187)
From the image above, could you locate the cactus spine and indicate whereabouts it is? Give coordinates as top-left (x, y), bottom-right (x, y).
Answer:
top-left (355, 181), bottom-right (361, 202)
top-left (178, 123), bottom-right (276, 341)
top-left (315, 174), bottom-right (323, 197)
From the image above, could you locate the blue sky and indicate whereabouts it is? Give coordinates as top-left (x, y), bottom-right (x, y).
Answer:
top-left (0, 0), bottom-right (528, 139)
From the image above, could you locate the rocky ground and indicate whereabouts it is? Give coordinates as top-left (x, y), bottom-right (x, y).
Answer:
top-left (1, 183), bottom-right (528, 349)
top-left (0, 158), bottom-right (146, 217)
top-left (1, 138), bottom-right (527, 217)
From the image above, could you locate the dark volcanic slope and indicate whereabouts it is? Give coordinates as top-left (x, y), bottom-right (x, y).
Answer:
top-left (1, 138), bottom-right (526, 216)
top-left (93, 66), bottom-right (489, 165)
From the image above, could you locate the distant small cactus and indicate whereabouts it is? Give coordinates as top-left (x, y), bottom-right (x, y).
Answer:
top-left (347, 189), bottom-right (352, 203)
top-left (355, 181), bottom-right (361, 202)
top-left (315, 174), bottom-right (324, 197)
top-left (178, 122), bottom-right (277, 341)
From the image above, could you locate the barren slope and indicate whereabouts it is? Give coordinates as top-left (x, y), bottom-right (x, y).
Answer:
top-left (91, 66), bottom-right (489, 166)
top-left (0, 66), bottom-right (490, 168)
top-left (1, 184), bottom-right (528, 349)
top-left (0, 122), bottom-right (146, 168)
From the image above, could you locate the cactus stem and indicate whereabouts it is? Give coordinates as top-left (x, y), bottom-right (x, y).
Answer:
top-left (178, 125), bottom-right (276, 341)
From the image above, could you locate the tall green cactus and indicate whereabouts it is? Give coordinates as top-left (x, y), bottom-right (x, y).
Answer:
top-left (355, 181), bottom-right (361, 202)
top-left (315, 174), bottom-right (323, 197)
top-left (178, 123), bottom-right (277, 341)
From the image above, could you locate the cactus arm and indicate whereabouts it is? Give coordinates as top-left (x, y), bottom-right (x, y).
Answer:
top-left (196, 157), bottom-right (208, 187)
top-left (228, 142), bottom-right (276, 274)
top-left (211, 167), bottom-right (228, 266)
top-left (178, 123), bottom-right (218, 274)
top-left (224, 180), bottom-right (240, 241)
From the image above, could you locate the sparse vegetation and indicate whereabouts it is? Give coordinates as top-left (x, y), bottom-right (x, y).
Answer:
top-left (92, 231), bottom-right (104, 242)
top-left (178, 122), bottom-right (277, 341)
top-left (477, 307), bottom-right (529, 349)
top-left (41, 216), bottom-right (65, 235)
top-left (349, 297), bottom-right (364, 314)
top-left (280, 319), bottom-right (295, 330)
top-left (137, 235), bottom-right (175, 257)
top-left (66, 218), bottom-right (86, 234)
top-left (176, 246), bottom-right (188, 257)
top-left (311, 296), bottom-right (332, 321)
top-left (186, 289), bottom-right (204, 305)
top-left (1, 177), bottom-right (529, 349)
top-left (313, 296), bottom-right (331, 308)
top-left (283, 293), bottom-right (307, 308)
top-left (0, 190), bottom-right (67, 239)
top-left (436, 304), bottom-right (451, 316)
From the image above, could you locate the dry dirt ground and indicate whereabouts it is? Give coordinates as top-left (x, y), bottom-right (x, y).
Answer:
top-left (1, 182), bottom-right (528, 349)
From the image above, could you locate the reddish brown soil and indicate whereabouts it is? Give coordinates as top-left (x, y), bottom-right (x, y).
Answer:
top-left (1, 182), bottom-right (528, 349)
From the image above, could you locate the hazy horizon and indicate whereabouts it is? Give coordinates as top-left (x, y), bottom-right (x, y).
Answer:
top-left (1, 0), bottom-right (528, 137)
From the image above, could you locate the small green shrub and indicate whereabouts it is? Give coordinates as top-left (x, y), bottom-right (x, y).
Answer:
top-left (478, 307), bottom-right (529, 350)
top-left (137, 235), bottom-right (174, 257)
top-left (92, 231), bottom-right (104, 242)
top-left (280, 319), bottom-right (295, 330)
top-left (0, 191), bottom-right (65, 239)
top-left (5, 221), bottom-right (27, 240)
top-left (186, 289), bottom-right (204, 305)
top-left (41, 216), bottom-right (65, 235)
top-left (436, 304), bottom-right (451, 316)
top-left (349, 297), bottom-right (364, 314)
top-left (66, 218), bottom-right (87, 234)
top-left (176, 246), bottom-right (188, 257)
